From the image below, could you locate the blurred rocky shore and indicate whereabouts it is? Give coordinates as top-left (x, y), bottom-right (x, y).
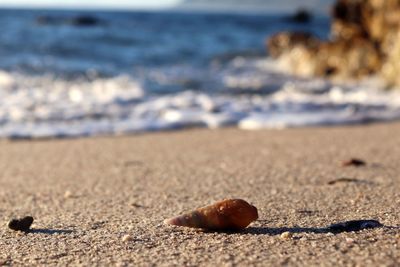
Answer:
top-left (268, 0), bottom-right (400, 87)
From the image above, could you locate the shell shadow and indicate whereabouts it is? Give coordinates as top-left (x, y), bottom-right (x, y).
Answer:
top-left (199, 226), bottom-right (327, 235)
top-left (243, 219), bottom-right (396, 235)
top-left (243, 226), bottom-right (327, 236)
top-left (30, 228), bottom-right (74, 235)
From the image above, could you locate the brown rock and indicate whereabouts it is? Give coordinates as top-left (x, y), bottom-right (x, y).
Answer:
top-left (267, 34), bottom-right (381, 79)
top-left (267, 32), bottom-right (322, 77)
top-left (382, 32), bottom-right (400, 86)
top-left (267, 32), bottom-right (320, 58)
top-left (332, 0), bottom-right (367, 40)
top-left (318, 38), bottom-right (381, 78)
top-left (266, 0), bottom-right (400, 87)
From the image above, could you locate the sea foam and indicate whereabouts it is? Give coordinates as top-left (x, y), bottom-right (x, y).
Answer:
top-left (1, 57), bottom-right (400, 138)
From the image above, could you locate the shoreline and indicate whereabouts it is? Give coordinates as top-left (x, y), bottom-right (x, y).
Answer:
top-left (4, 119), bottom-right (400, 142)
top-left (1, 122), bottom-right (400, 266)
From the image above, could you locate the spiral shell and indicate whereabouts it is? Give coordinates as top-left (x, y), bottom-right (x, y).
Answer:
top-left (164, 199), bottom-right (258, 231)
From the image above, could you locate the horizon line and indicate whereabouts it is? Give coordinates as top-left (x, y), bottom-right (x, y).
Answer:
top-left (0, 6), bottom-right (329, 16)
top-left (0, 2), bottom-right (330, 14)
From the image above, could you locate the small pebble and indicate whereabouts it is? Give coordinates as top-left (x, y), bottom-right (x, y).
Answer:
top-left (342, 158), bottom-right (366, 167)
top-left (280, 231), bottom-right (293, 239)
top-left (345, 238), bottom-right (355, 244)
top-left (64, 190), bottom-right (72, 199)
top-left (122, 234), bottom-right (133, 242)
top-left (8, 216), bottom-right (34, 232)
top-left (131, 203), bottom-right (143, 208)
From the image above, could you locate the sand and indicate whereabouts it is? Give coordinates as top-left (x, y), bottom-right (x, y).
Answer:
top-left (0, 122), bottom-right (400, 266)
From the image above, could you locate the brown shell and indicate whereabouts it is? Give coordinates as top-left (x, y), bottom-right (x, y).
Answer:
top-left (164, 199), bottom-right (258, 231)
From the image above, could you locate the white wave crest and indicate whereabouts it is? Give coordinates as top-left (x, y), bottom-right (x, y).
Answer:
top-left (1, 58), bottom-right (400, 138)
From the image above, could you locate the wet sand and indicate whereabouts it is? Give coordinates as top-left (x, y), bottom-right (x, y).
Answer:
top-left (0, 122), bottom-right (400, 266)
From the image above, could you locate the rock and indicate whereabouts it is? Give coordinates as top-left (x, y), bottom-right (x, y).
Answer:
top-left (268, 33), bottom-right (381, 79)
top-left (68, 16), bottom-right (101, 27)
top-left (36, 15), bottom-right (102, 27)
top-left (8, 216), bottom-right (34, 232)
top-left (331, 0), bottom-right (367, 40)
top-left (267, 0), bottom-right (400, 87)
top-left (267, 32), bottom-right (320, 58)
top-left (267, 32), bottom-right (322, 77)
top-left (320, 37), bottom-right (381, 78)
top-left (286, 9), bottom-right (313, 24)
top-left (382, 32), bottom-right (400, 86)
top-left (164, 199), bottom-right (258, 231)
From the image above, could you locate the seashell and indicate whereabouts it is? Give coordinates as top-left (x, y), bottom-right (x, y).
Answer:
top-left (164, 199), bottom-right (258, 231)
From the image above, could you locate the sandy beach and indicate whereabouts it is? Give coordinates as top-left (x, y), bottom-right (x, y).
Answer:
top-left (1, 122), bottom-right (399, 266)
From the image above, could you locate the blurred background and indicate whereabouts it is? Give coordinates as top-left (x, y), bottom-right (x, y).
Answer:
top-left (0, 0), bottom-right (399, 139)
top-left (0, 0), bottom-right (333, 12)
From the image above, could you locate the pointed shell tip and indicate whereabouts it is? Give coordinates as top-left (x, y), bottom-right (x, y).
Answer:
top-left (163, 218), bottom-right (174, 225)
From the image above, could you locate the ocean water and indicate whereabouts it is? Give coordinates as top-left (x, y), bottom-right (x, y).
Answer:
top-left (0, 9), bottom-right (400, 138)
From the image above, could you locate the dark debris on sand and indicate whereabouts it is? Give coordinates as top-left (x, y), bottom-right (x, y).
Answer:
top-left (342, 158), bottom-right (366, 167)
top-left (327, 220), bottom-right (383, 233)
top-left (8, 216), bottom-right (34, 232)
